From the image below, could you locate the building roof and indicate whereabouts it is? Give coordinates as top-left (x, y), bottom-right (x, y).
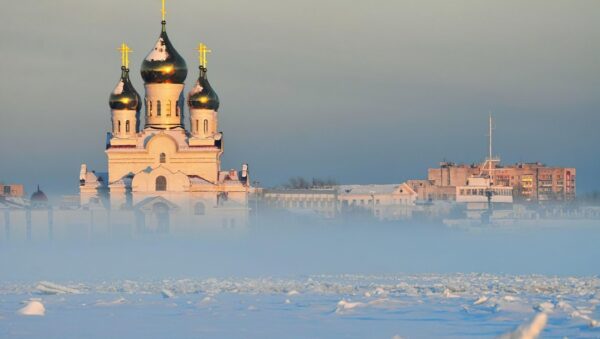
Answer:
top-left (338, 184), bottom-right (413, 195)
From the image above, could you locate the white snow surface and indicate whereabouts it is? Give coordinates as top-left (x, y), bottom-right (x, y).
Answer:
top-left (1, 274), bottom-right (600, 338)
top-left (499, 312), bottom-right (547, 339)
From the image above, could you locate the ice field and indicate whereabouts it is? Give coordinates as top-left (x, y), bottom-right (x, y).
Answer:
top-left (1, 221), bottom-right (600, 338)
top-left (1, 274), bottom-right (600, 338)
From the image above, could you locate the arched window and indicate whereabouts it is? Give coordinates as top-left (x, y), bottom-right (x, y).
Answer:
top-left (155, 176), bottom-right (167, 191)
top-left (159, 153), bottom-right (166, 163)
top-left (194, 202), bottom-right (205, 215)
top-left (145, 99), bottom-right (149, 116)
top-left (166, 100), bottom-right (171, 116)
top-left (149, 101), bottom-right (153, 116)
top-left (125, 120), bottom-right (130, 133)
top-left (118, 120), bottom-right (121, 133)
top-left (195, 120), bottom-right (199, 133)
top-left (175, 101), bottom-right (180, 117)
top-left (203, 119), bottom-right (209, 134)
top-left (157, 100), bottom-right (161, 116)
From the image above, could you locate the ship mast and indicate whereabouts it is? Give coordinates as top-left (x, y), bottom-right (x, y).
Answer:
top-left (488, 112), bottom-right (493, 183)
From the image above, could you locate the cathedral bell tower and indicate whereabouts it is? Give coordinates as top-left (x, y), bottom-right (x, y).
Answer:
top-left (140, 5), bottom-right (187, 130)
top-left (109, 43), bottom-right (141, 144)
top-left (188, 43), bottom-right (221, 146)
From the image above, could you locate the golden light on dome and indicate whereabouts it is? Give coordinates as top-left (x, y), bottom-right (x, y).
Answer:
top-left (121, 98), bottom-right (130, 104)
top-left (199, 96), bottom-right (209, 104)
top-left (161, 65), bottom-right (174, 74)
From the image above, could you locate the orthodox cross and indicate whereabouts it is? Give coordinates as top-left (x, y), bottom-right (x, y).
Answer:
top-left (118, 43), bottom-right (133, 69)
top-left (196, 43), bottom-right (212, 68)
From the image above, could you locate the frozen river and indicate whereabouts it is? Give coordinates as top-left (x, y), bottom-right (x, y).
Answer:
top-left (1, 221), bottom-right (600, 338)
top-left (1, 274), bottom-right (599, 338)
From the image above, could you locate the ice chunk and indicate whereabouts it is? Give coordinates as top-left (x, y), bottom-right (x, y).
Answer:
top-left (474, 296), bottom-right (488, 305)
top-left (534, 301), bottom-right (554, 313)
top-left (161, 289), bottom-right (175, 299)
top-left (94, 298), bottom-right (127, 306)
top-left (499, 312), bottom-right (547, 339)
top-left (36, 281), bottom-right (81, 295)
top-left (18, 300), bottom-right (45, 316)
top-left (335, 299), bottom-right (364, 314)
top-left (442, 288), bottom-right (460, 298)
top-left (570, 309), bottom-right (600, 328)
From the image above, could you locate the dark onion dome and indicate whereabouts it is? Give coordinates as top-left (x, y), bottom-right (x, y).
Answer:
top-left (188, 67), bottom-right (220, 111)
top-left (109, 67), bottom-right (141, 111)
top-left (140, 21), bottom-right (187, 84)
top-left (30, 185), bottom-right (48, 202)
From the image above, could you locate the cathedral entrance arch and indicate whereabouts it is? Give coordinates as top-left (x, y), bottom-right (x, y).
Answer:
top-left (153, 202), bottom-right (170, 233)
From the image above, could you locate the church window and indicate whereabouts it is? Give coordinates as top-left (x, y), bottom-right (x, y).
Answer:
top-left (194, 202), bottom-right (206, 215)
top-left (118, 120), bottom-right (121, 133)
top-left (157, 100), bottom-right (162, 116)
top-left (203, 119), bottom-right (209, 134)
top-left (166, 100), bottom-right (171, 116)
top-left (145, 99), bottom-right (149, 116)
top-left (155, 176), bottom-right (167, 191)
top-left (125, 120), bottom-right (130, 133)
top-left (159, 153), bottom-right (166, 163)
top-left (149, 101), bottom-right (153, 116)
top-left (175, 101), bottom-right (180, 116)
top-left (195, 120), bottom-right (199, 133)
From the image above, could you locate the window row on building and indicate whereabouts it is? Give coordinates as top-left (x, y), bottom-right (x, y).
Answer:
top-left (145, 99), bottom-right (181, 117)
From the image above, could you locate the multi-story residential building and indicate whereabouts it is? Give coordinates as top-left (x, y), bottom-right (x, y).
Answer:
top-left (0, 184), bottom-right (25, 198)
top-left (426, 162), bottom-right (575, 202)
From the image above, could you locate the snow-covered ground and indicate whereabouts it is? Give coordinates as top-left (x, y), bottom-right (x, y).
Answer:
top-left (2, 221), bottom-right (600, 337)
top-left (1, 274), bottom-right (599, 338)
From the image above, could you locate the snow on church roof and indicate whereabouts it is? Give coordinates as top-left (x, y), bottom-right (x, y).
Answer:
top-left (112, 79), bottom-right (125, 95)
top-left (145, 38), bottom-right (169, 62)
top-left (188, 81), bottom-right (204, 96)
top-left (338, 184), bottom-right (407, 195)
top-left (188, 175), bottom-right (214, 186)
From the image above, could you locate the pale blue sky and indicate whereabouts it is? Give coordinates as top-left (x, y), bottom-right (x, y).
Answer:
top-left (0, 0), bottom-right (599, 195)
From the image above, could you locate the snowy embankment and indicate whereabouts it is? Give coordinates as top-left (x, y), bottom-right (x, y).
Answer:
top-left (1, 273), bottom-right (599, 338)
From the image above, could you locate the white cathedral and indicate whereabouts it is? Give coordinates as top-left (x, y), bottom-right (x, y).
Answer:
top-left (79, 5), bottom-right (250, 232)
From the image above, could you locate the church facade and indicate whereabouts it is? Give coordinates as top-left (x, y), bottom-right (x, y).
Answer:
top-left (79, 6), bottom-right (250, 232)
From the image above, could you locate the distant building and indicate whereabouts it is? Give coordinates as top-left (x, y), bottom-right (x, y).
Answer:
top-left (406, 180), bottom-right (456, 202)
top-left (0, 184), bottom-right (24, 198)
top-left (262, 188), bottom-right (338, 219)
top-left (30, 186), bottom-right (49, 209)
top-left (262, 183), bottom-right (418, 220)
top-left (338, 184), bottom-right (417, 220)
top-left (427, 161), bottom-right (575, 202)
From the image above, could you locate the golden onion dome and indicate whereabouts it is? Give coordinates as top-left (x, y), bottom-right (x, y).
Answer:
top-left (188, 67), bottom-right (220, 111)
top-left (140, 21), bottom-right (187, 84)
top-left (109, 67), bottom-right (141, 111)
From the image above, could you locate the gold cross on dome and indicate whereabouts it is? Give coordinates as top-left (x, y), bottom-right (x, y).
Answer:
top-left (196, 43), bottom-right (212, 68)
top-left (118, 43), bottom-right (133, 69)
top-left (161, 0), bottom-right (166, 21)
